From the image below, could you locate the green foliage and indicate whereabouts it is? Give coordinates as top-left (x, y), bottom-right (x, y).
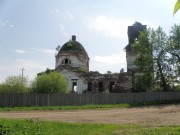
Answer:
top-left (155, 25), bottom-right (180, 90)
top-left (32, 71), bottom-right (68, 93)
top-left (0, 119), bottom-right (180, 135)
top-left (168, 24), bottom-right (180, 84)
top-left (0, 119), bottom-right (49, 135)
top-left (132, 30), bottom-right (153, 92)
top-left (174, 0), bottom-right (180, 15)
top-left (1, 101), bottom-right (180, 112)
top-left (150, 27), bottom-right (169, 91)
top-left (134, 73), bottom-right (153, 92)
top-left (67, 43), bottom-right (72, 47)
top-left (37, 68), bottom-right (55, 76)
top-left (174, 85), bottom-right (180, 91)
top-left (0, 75), bottom-right (30, 93)
top-left (132, 25), bottom-right (180, 92)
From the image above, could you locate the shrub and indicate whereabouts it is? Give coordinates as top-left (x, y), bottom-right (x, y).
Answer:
top-left (32, 71), bottom-right (68, 93)
top-left (0, 75), bottom-right (30, 93)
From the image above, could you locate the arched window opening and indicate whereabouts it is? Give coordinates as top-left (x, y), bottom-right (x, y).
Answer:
top-left (61, 58), bottom-right (71, 65)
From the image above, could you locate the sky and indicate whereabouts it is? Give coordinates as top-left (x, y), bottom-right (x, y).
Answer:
top-left (0, 0), bottom-right (179, 83)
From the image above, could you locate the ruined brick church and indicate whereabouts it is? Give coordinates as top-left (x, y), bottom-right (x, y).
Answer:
top-left (55, 22), bottom-right (146, 93)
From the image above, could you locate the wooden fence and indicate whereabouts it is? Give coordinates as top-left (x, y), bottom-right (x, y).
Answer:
top-left (0, 92), bottom-right (180, 107)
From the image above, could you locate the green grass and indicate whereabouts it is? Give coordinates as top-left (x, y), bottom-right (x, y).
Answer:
top-left (0, 119), bottom-right (180, 135)
top-left (0, 100), bottom-right (179, 112)
top-left (0, 103), bottom-right (130, 112)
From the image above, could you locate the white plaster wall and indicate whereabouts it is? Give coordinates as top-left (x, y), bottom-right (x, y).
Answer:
top-left (56, 53), bottom-right (87, 69)
top-left (126, 52), bottom-right (137, 71)
top-left (60, 70), bottom-right (87, 93)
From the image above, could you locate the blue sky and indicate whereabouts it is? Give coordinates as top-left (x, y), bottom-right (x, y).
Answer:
top-left (0, 0), bottom-right (179, 82)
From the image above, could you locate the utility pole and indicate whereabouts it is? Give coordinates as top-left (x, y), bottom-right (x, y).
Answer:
top-left (21, 67), bottom-right (25, 82)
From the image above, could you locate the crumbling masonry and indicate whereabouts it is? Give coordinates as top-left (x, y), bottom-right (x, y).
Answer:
top-left (55, 22), bottom-right (146, 93)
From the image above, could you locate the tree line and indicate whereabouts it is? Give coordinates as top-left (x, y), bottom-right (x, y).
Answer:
top-left (132, 24), bottom-right (180, 92)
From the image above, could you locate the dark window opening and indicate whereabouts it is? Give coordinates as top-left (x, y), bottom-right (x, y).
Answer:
top-left (98, 82), bottom-right (103, 92)
top-left (72, 82), bottom-right (77, 92)
top-left (109, 82), bottom-right (114, 92)
top-left (65, 59), bottom-right (69, 64)
top-left (62, 58), bottom-right (71, 65)
top-left (88, 82), bottom-right (92, 92)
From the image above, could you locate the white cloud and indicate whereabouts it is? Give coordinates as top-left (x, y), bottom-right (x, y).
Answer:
top-left (50, 9), bottom-right (74, 20)
top-left (87, 16), bottom-right (133, 38)
top-left (94, 51), bottom-right (126, 65)
top-left (50, 8), bottom-right (60, 14)
top-left (59, 24), bottom-right (65, 31)
top-left (0, 20), bottom-right (15, 28)
top-left (66, 11), bottom-right (74, 20)
top-left (17, 59), bottom-right (46, 70)
top-left (58, 24), bottom-right (67, 36)
top-left (157, 0), bottom-right (176, 11)
top-left (87, 16), bottom-right (155, 38)
top-left (0, 60), bottom-right (48, 83)
top-left (90, 52), bottom-right (127, 73)
top-left (15, 59), bottom-right (47, 70)
top-left (15, 48), bottom-right (55, 56)
top-left (32, 48), bottom-right (55, 56)
top-left (9, 24), bottom-right (15, 28)
top-left (0, 21), bottom-right (5, 26)
top-left (15, 49), bottom-right (26, 54)
top-left (15, 59), bottom-right (48, 80)
top-left (41, 49), bottom-right (55, 55)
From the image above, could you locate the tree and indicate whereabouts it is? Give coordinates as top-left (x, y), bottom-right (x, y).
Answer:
top-left (174, 0), bottom-right (180, 15)
top-left (32, 71), bottom-right (68, 93)
top-left (132, 30), bottom-right (153, 92)
top-left (167, 24), bottom-right (180, 86)
top-left (37, 68), bottom-right (54, 76)
top-left (150, 27), bottom-right (169, 91)
top-left (107, 71), bottom-right (112, 74)
top-left (0, 75), bottom-right (29, 93)
top-left (151, 26), bottom-right (180, 90)
top-left (132, 25), bottom-right (180, 92)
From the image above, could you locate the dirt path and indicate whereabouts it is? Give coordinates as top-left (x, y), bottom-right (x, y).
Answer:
top-left (0, 105), bottom-right (180, 126)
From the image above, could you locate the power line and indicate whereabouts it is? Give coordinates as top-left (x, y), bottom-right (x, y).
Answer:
top-left (0, 39), bottom-right (14, 59)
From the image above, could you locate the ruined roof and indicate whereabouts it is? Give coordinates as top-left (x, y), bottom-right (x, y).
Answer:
top-left (59, 35), bottom-right (88, 56)
top-left (125, 22), bottom-right (147, 52)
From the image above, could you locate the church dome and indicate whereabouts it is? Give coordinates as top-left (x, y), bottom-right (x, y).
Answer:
top-left (59, 35), bottom-right (88, 56)
top-left (56, 35), bottom-right (89, 72)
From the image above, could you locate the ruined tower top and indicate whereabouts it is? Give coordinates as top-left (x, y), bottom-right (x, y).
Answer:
top-left (125, 22), bottom-right (147, 52)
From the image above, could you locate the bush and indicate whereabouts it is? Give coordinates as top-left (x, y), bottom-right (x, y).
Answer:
top-left (0, 75), bottom-right (30, 93)
top-left (32, 71), bottom-right (68, 93)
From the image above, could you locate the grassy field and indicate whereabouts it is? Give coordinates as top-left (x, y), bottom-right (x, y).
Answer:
top-left (0, 103), bottom-right (131, 112)
top-left (0, 102), bottom-right (179, 134)
top-left (0, 100), bottom-right (179, 112)
top-left (0, 118), bottom-right (180, 135)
